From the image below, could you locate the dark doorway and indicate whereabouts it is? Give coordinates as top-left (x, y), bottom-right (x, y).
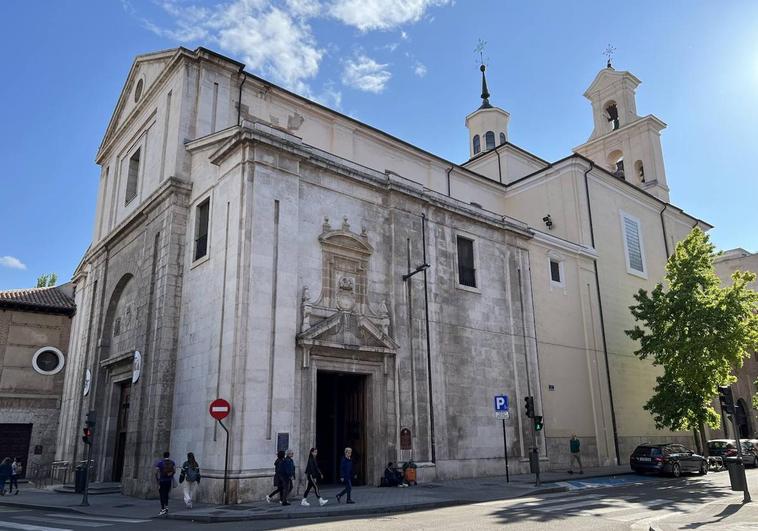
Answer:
top-left (0, 424), bottom-right (32, 478)
top-left (316, 371), bottom-right (367, 485)
top-left (112, 382), bottom-right (131, 482)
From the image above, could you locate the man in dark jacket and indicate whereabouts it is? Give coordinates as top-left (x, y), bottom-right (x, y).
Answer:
top-left (266, 451), bottom-right (287, 504)
top-left (281, 449), bottom-right (296, 505)
top-left (336, 447), bottom-right (355, 504)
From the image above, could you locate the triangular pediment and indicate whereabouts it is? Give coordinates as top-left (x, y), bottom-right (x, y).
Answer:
top-left (97, 48), bottom-right (184, 161)
top-left (297, 311), bottom-right (398, 353)
top-left (584, 68), bottom-right (641, 99)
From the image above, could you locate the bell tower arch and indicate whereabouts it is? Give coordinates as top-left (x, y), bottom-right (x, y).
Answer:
top-left (574, 63), bottom-right (670, 202)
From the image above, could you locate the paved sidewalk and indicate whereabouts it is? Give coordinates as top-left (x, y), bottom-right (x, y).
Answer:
top-left (0, 465), bottom-right (631, 523)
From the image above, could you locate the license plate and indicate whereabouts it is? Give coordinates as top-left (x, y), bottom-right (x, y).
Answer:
top-left (637, 457), bottom-right (651, 462)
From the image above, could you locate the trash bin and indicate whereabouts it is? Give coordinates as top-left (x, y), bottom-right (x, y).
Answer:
top-left (726, 461), bottom-right (746, 491)
top-left (74, 465), bottom-right (87, 493)
top-left (529, 448), bottom-right (539, 474)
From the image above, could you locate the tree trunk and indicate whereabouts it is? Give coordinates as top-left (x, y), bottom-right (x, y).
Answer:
top-left (692, 428), bottom-right (702, 454)
top-left (699, 423), bottom-right (709, 457)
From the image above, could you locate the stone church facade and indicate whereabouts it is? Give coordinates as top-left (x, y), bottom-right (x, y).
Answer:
top-left (57, 47), bottom-right (711, 502)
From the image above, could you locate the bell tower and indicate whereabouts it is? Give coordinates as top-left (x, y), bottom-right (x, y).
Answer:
top-left (465, 63), bottom-right (510, 158)
top-left (573, 58), bottom-right (670, 202)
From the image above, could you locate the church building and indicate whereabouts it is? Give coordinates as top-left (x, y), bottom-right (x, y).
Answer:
top-left (56, 47), bottom-right (709, 502)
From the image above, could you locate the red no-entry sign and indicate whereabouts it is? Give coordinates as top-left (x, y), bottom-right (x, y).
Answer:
top-left (209, 398), bottom-right (231, 421)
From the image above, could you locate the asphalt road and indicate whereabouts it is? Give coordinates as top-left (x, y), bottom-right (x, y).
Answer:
top-left (1, 469), bottom-right (757, 530)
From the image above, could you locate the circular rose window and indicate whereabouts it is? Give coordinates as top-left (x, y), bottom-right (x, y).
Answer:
top-left (32, 347), bottom-right (65, 375)
top-left (134, 78), bottom-right (144, 103)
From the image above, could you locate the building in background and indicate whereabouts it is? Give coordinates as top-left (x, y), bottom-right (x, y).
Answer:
top-left (712, 249), bottom-right (758, 439)
top-left (57, 47), bottom-right (713, 502)
top-left (0, 285), bottom-right (75, 478)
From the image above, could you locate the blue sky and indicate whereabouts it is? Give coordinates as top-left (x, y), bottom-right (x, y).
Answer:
top-left (1, 0), bottom-right (757, 290)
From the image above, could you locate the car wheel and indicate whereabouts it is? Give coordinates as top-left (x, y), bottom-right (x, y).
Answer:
top-left (699, 461), bottom-right (707, 475)
top-left (672, 463), bottom-right (681, 478)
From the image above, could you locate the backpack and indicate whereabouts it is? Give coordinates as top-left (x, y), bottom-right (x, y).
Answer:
top-left (161, 459), bottom-right (175, 479)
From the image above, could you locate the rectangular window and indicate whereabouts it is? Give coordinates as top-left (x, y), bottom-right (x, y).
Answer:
top-left (550, 259), bottom-right (562, 284)
top-left (621, 212), bottom-right (646, 276)
top-left (125, 148), bottom-right (141, 204)
top-left (456, 236), bottom-right (476, 288)
top-left (194, 199), bottom-right (210, 261)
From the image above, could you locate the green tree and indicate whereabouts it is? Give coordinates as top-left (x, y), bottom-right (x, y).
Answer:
top-left (626, 228), bottom-right (758, 449)
top-left (35, 273), bottom-right (57, 288)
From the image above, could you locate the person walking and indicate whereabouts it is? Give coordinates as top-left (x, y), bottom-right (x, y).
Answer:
top-left (302, 448), bottom-right (328, 506)
top-left (180, 452), bottom-right (201, 509)
top-left (0, 458), bottom-right (11, 496)
top-left (9, 458), bottom-right (21, 495)
top-left (282, 449), bottom-right (296, 505)
top-left (155, 451), bottom-right (176, 515)
top-left (568, 434), bottom-right (584, 474)
top-left (335, 447), bottom-right (355, 504)
top-left (266, 451), bottom-right (288, 505)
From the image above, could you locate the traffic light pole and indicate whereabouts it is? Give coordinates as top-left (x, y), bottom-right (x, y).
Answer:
top-left (730, 413), bottom-right (751, 503)
top-left (80, 410), bottom-right (96, 507)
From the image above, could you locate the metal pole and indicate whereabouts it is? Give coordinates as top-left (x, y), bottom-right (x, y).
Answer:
top-left (502, 419), bottom-right (509, 483)
top-left (80, 441), bottom-right (92, 506)
top-left (218, 419), bottom-right (230, 504)
top-left (730, 413), bottom-right (751, 503)
top-left (421, 213), bottom-right (436, 464)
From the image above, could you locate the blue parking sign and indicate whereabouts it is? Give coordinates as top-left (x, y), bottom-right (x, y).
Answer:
top-left (494, 395), bottom-right (509, 412)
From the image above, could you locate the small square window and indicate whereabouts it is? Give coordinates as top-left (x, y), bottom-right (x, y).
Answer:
top-left (194, 199), bottom-right (210, 261)
top-left (456, 236), bottom-right (476, 288)
top-left (550, 260), bottom-right (561, 284)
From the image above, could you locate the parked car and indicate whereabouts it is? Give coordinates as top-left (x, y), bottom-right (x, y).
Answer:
top-left (630, 443), bottom-right (708, 477)
top-left (710, 439), bottom-right (758, 467)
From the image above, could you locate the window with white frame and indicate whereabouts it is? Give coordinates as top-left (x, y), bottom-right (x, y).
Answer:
top-left (456, 235), bottom-right (477, 288)
top-left (620, 211), bottom-right (646, 276)
top-left (549, 258), bottom-right (564, 287)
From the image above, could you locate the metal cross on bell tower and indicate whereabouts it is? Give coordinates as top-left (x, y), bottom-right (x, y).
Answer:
top-left (603, 44), bottom-right (617, 68)
top-left (474, 39), bottom-right (492, 109)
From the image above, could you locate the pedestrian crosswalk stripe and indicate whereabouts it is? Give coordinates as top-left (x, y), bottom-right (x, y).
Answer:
top-left (536, 496), bottom-right (638, 513)
top-left (13, 517), bottom-right (107, 528)
top-left (473, 493), bottom-right (604, 508)
top-left (573, 498), bottom-right (670, 516)
top-left (50, 514), bottom-right (151, 524)
top-left (0, 521), bottom-right (73, 531)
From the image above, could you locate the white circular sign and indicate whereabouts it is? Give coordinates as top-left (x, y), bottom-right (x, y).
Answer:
top-left (132, 351), bottom-right (142, 383)
top-left (83, 369), bottom-right (91, 397)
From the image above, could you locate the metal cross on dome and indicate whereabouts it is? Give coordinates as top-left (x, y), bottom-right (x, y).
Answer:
top-left (474, 38), bottom-right (488, 66)
top-left (603, 44), bottom-right (617, 68)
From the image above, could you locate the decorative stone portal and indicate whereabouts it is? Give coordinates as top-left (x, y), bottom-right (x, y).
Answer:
top-left (297, 217), bottom-right (398, 486)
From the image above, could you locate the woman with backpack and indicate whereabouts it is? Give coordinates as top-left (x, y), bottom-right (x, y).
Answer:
top-left (180, 452), bottom-right (201, 509)
top-left (302, 448), bottom-right (328, 506)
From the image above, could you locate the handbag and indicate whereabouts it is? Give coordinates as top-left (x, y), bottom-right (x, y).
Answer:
top-left (179, 471), bottom-right (185, 484)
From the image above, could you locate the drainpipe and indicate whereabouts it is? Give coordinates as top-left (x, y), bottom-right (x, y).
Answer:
top-left (421, 213), bottom-right (436, 464)
top-left (659, 205), bottom-right (670, 258)
top-left (496, 146), bottom-right (503, 183)
top-left (236, 70), bottom-right (246, 126)
top-left (583, 161), bottom-right (621, 466)
top-left (446, 166), bottom-right (453, 197)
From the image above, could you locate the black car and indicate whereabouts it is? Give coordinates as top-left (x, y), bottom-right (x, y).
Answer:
top-left (630, 443), bottom-right (708, 477)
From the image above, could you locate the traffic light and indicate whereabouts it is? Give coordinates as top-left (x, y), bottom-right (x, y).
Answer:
top-left (524, 396), bottom-right (535, 418)
top-left (534, 416), bottom-right (544, 432)
top-left (82, 410), bottom-right (96, 445)
top-left (718, 386), bottom-right (735, 415)
top-left (82, 427), bottom-right (92, 445)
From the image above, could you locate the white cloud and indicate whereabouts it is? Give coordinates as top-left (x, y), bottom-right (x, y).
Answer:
top-left (0, 256), bottom-right (27, 270)
top-left (146, 0), bottom-right (323, 92)
top-left (342, 55), bottom-right (391, 93)
top-left (329, 0), bottom-right (450, 31)
top-left (413, 62), bottom-right (427, 77)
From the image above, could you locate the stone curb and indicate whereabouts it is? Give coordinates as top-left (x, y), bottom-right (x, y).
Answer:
top-left (164, 485), bottom-right (570, 523)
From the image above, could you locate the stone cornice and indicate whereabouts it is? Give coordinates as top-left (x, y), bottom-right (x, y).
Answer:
top-left (79, 177), bottom-right (192, 266)
top-left (206, 122), bottom-right (534, 240)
